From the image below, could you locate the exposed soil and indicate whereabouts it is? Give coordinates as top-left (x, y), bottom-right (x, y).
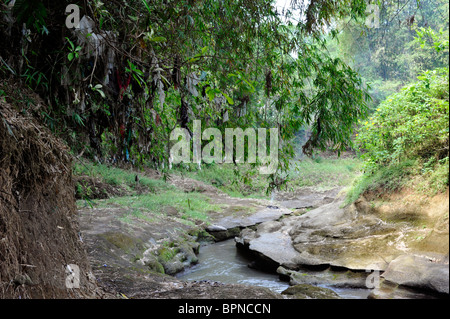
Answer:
top-left (0, 99), bottom-right (101, 298)
top-left (364, 188), bottom-right (449, 257)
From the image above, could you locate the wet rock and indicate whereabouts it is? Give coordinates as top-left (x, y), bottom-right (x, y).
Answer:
top-left (143, 255), bottom-right (165, 274)
top-left (208, 226), bottom-right (242, 242)
top-left (177, 241), bottom-right (200, 266)
top-left (211, 206), bottom-right (293, 230)
top-left (161, 257), bottom-right (186, 275)
top-left (277, 266), bottom-right (369, 288)
top-left (236, 200), bottom-right (404, 272)
top-left (242, 231), bottom-right (301, 270)
top-left (381, 254), bottom-right (449, 295)
top-left (206, 205), bottom-right (293, 241)
top-left (206, 224), bottom-right (228, 232)
top-left (281, 284), bottom-right (341, 299)
top-left (156, 241), bottom-right (202, 275)
top-left (368, 279), bottom-right (444, 299)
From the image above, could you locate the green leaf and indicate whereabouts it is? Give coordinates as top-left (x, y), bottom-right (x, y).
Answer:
top-left (151, 36), bottom-right (167, 43)
top-left (98, 90), bottom-right (106, 99)
top-left (66, 37), bottom-right (74, 50)
top-left (68, 53), bottom-right (74, 61)
top-left (222, 93), bottom-right (234, 105)
top-left (189, 57), bottom-right (200, 63)
top-left (205, 87), bottom-right (219, 101)
top-left (141, 0), bottom-right (151, 15)
top-left (73, 113), bottom-right (85, 127)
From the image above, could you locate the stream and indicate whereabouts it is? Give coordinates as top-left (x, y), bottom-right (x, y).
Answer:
top-left (176, 239), bottom-right (372, 299)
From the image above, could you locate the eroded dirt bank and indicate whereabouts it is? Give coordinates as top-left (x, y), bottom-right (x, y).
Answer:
top-left (0, 100), bottom-right (101, 298)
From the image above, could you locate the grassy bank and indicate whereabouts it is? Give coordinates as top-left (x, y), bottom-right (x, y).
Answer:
top-left (171, 156), bottom-right (363, 198)
top-left (345, 157), bottom-right (449, 205)
top-left (73, 160), bottom-right (219, 225)
top-left (74, 155), bottom-right (364, 218)
top-left (99, 191), bottom-right (220, 223)
top-left (74, 160), bottom-right (173, 194)
top-left (287, 157), bottom-right (362, 191)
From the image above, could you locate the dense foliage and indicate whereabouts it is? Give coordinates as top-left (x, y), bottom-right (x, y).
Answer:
top-left (357, 67), bottom-right (449, 173)
top-left (1, 0), bottom-right (447, 196)
top-left (350, 36), bottom-right (449, 199)
top-left (330, 0), bottom-right (449, 107)
top-left (1, 0), bottom-right (372, 183)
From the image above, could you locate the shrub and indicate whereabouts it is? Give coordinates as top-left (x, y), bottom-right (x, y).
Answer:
top-left (356, 68), bottom-right (449, 173)
top-left (348, 67), bottom-right (449, 200)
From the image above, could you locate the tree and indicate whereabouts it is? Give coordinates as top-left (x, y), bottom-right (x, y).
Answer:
top-left (1, 0), bottom-right (372, 180)
top-left (330, 0), bottom-right (449, 107)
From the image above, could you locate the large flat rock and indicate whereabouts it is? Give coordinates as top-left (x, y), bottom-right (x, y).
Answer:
top-left (246, 230), bottom-right (301, 269)
top-left (208, 206), bottom-right (293, 230)
top-left (382, 255), bottom-right (449, 294)
top-left (274, 187), bottom-right (341, 209)
top-left (237, 200), bottom-right (400, 271)
top-left (235, 193), bottom-right (450, 296)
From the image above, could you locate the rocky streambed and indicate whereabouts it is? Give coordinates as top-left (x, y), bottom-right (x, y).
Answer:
top-left (233, 192), bottom-right (449, 299)
top-left (78, 180), bottom-right (449, 299)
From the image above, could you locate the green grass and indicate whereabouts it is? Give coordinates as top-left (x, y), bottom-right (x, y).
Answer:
top-left (172, 163), bottom-right (270, 198)
top-left (345, 156), bottom-right (449, 205)
top-left (118, 209), bottom-right (160, 224)
top-left (428, 160), bottom-right (449, 192)
top-left (74, 159), bottom-right (222, 223)
top-left (74, 156), bottom-right (367, 220)
top-left (73, 160), bottom-right (173, 193)
top-left (171, 157), bottom-right (364, 198)
top-left (287, 157), bottom-right (363, 191)
top-left (100, 190), bottom-right (220, 223)
top-left (344, 159), bottom-right (417, 204)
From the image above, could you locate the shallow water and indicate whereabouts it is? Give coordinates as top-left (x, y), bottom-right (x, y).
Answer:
top-left (176, 239), bottom-right (372, 298)
top-left (176, 239), bottom-right (290, 293)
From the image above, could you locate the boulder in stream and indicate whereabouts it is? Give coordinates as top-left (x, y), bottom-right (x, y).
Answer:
top-left (381, 254), bottom-right (449, 294)
top-left (236, 200), bottom-right (400, 271)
